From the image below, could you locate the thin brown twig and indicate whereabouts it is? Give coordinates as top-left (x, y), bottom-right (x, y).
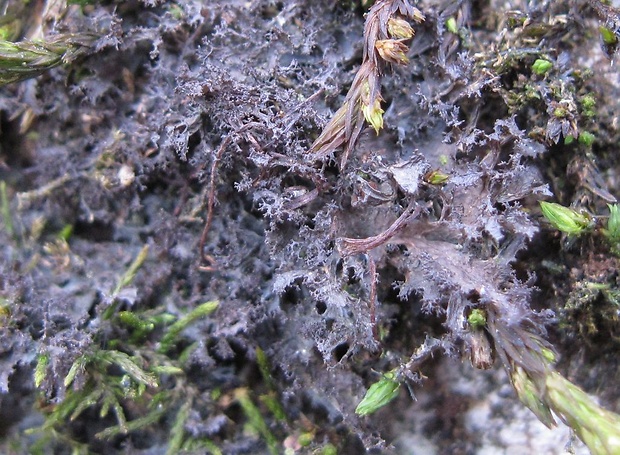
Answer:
top-left (368, 256), bottom-right (378, 341)
top-left (198, 122), bottom-right (264, 271)
top-left (336, 201), bottom-right (419, 257)
top-left (400, 337), bottom-right (443, 384)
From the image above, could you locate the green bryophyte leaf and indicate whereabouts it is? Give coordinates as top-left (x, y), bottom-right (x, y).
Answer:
top-left (355, 371), bottom-right (400, 416)
top-left (539, 201), bottom-right (592, 235)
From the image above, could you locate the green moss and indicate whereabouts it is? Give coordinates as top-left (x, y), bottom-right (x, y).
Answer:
top-left (604, 204), bottom-right (620, 255)
top-left (256, 347), bottom-right (274, 389)
top-left (355, 371), bottom-right (400, 416)
top-left (34, 353), bottom-right (49, 388)
top-left (298, 432), bottom-right (314, 447)
top-left (0, 35), bottom-right (95, 85)
top-left (578, 131), bottom-right (595, 146)
top-left (103, 245), bottom-right (150, 320)
top-left (158, 301), bottom-right (219, 353)
top-left (235, 388), bottom-right (278, 455)
top-left (581, 94), bottom-right (596, 114)
top-left (259, 392), bottom-right (287, 422)
top-left (540, 201), bottom-right (592, 235)
top-left (166, 400), bottom-right (192, 455)
top-left (532, 58), bottom-right (553, 75)
top-left (57, 225), bottom-right (73, 242)
top-left (168, 4), bottom-right (185, 21)
top-left (445, 17), bottom-right (458, 34)
top-left (600, 26), bottom-right (618, 45)
top-left (468, 309), bottom-right (487, 329)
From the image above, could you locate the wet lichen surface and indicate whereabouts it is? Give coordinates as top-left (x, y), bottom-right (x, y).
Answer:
top-left (0, 0), bottom-right (620, 454)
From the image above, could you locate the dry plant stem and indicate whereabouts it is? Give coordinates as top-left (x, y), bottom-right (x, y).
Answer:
top-left (337, 202), bottom-right (419, 340)
top-left (310, 0), bottom-right (423, 167)
top-left (282, 188), bottom-right (320, 211)
top-left (368, 256), bottom-right (378, 340)
top-left (400, 337), bottom-right (442, 384)
top-left (309, 65), bottom-right (369, 167)
top-left (337, 201), bottom-right (419, 256)
top-left (17, 172), bottom-right (91, 209)
top-left (198, 122), bottom-right (264, 271)
top-left (263, 89), bottom-right (324, 150)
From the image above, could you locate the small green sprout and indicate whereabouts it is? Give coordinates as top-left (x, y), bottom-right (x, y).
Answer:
top-left (57, 225), bottom-right (73, 242)
top-left (118, 310), bottom-right (155, 331)
top-left (112, 245), bottom-right (150, 296)
top-left (211, 388), bottom-right (222, 401)
top-left (150, 365), bottom-right (184, 376)
top-left (581, 94), bottom-right (596, 118)
top-left (102, 245), bottom-right (150, 320)
top-left (599, 25), bottom-right (620, 57)
top-left (578, 131), bottom-right (595, 146)
top-left (539, 201), bottom-right (591, 235)
top-left (118, 311), bottom-right (155, 340)
top-left (34, 353), bottom-right (50, 388)
top-left (581, 95), bottom-right (596, 109)
top-left (168, 4), bottom-right (185, 21)
top-left (467, 309), bottom-right (486, 330)
top-left (65, 351), bottom-right (157, 389)
top-left (604, 204), bottom-right (620, 254)
top-left (606, 204), bottom-right (620, 240)
top-left (445, 17), bottom-right (458, 34)
top-left (564, 134), bottom-right (575, 145)
top-left (64, 356), bottom-right (87, 388)
top-left (532, 59), bottom-right (553, 75)
top-left (101, 350), bottom-right (158, 388)
top-left (425, 170), bottom-right (449, 185)
top-left (95, 408), bottom-right (166, 439)
top-left (600, 26), bottom-right (618, 46)
top-left (256, 347), bottom-right (274, 389)
top-left (355, 370), bottom-right (400, 416)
